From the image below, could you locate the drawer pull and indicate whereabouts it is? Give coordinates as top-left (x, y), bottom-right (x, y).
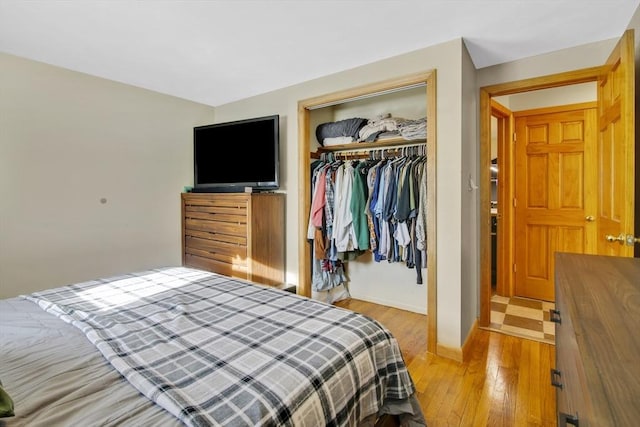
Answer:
top-left (550, 368), bottom-right (563, 389)
top-left (550, 308), bottom-right (561, 324)
top-left (559, 412), bottom-right (579, 426)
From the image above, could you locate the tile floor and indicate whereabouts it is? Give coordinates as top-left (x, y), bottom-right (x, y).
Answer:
top-left (488, 294), bottom-right (556, 345)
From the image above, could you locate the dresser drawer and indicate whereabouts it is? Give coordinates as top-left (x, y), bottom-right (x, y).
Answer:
top-left (184, 236), bottom-right (247, 260)
top-left (184, 218), bottom-right (247, 245)
top-left (553, 287), bottom-right (589, 426)
top-left (184, 253), bottom-right (248, 279)
top-left (184, 205), bottom-right (247, 224)
top-left (183, 194), bottom-right (249, 210)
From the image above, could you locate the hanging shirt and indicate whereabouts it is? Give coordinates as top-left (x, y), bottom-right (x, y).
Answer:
top-left (332, 161), bottom-right (358, 252)
top-left (368, 160), bottom-right (385, 261)
top-left (351, 161), bottom-right (370, 250)
top-left (307, 162), bottom-right (326, 240)
top-left (365, 162), bottom-right (378, 252)
top-left (416, 160), bottom-right (428, 252)
top-left (310, 167), bottom-right (327, 228)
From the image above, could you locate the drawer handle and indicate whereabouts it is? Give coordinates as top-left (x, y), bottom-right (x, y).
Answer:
top-left (550, 368), bottom-right (563, 389)
top-left (559, 412), bottom-right (579, 426)
top-left (550, 308), bottom-right (561, 324)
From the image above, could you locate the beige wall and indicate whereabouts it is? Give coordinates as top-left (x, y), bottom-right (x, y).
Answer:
top-left (461, 40), bottom-right (478, 344)
top-left (0, 52), bottom-right (215, 298)
top-left (495, 82), bottom-right (597, 111)
top-left (477, 38), bottom-right (617, 88)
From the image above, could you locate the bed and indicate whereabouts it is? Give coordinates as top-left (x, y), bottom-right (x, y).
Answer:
top-left (0, 267), bottom-right (425, 426)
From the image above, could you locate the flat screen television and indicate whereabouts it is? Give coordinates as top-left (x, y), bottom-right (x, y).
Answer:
top-left (193, 115), bottom-right (280, 192)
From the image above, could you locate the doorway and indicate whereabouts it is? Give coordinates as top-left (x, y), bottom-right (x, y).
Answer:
top-left (479, 29), bottom-right (636, 327)
top-left (488, 89), bottom-right (597, 302)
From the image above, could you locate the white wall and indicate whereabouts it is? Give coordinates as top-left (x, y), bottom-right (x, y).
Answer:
top-left (0, 52), bottom-right (216, 298)
top-left (214, 38), bottom-right (465, 346)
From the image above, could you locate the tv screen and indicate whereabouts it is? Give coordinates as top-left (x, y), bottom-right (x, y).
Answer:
top-left (193, 115), bottom-right (280, 192)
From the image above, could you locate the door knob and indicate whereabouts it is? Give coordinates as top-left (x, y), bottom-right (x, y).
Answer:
top-left (625, 235), bottom-right (640, 246)
top-left (585, 215), bottom-right (595, 222)
top-left (605, 234), bottom-right (626, 243)
top-left (605, 233), bottom-right (640, 245)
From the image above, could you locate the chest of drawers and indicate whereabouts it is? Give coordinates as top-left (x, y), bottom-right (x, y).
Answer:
top-left (553, 252), bottom-right (640, 426)
top-left (181, 192), bottom-right (285, 286)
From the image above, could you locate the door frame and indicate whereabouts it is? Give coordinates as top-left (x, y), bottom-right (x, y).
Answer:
top-left (479, 67), bottom-right (604, 326)
top-left (490, 100), bottom-right (514, 297)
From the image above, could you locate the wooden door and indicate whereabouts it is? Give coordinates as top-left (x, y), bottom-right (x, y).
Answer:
top-left (597, 30), bottom-right (635, 256)
top-left (514, 104), bottom-right (597, 301)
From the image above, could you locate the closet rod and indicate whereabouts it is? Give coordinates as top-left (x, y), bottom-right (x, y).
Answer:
top-left (331, 141), bottom-right (425, 154)
top-left (311, 142), bottom-right (426, 159)
top-left (326, 143), bottom-right (426, 160)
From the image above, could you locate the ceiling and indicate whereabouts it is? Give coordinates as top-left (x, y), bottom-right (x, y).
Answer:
top-left (1, 1), bottom-right (638, 107)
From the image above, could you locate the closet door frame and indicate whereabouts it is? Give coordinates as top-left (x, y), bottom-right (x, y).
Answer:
top-left (297, 70), bottom-right (438, 354)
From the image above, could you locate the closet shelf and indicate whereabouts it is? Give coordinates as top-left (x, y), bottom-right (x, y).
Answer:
top-left (313, 137), bottom-right (426, 155)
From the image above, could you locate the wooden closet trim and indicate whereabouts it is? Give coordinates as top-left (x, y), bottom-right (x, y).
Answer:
top-left (297, 70), bottom-right (438, 354)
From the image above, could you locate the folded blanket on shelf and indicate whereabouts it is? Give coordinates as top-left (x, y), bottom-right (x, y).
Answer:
top-left (397, 117), bottom-right (427, 140)
top-left (358, 114), bottom-right (411, 141)
top-left (316, 117), bottom-right (367, 145)
top-left (323, 136), bottom-right (355, 146)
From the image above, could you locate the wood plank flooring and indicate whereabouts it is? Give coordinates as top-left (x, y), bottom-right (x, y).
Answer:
top-left (334, 298), bottom-right (557, 427)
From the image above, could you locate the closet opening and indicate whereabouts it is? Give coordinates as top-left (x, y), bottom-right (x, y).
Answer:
top-left (297, 71), bottom-right (438, 354)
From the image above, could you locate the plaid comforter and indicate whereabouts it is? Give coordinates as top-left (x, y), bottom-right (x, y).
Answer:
top-left (24, 267), bottom-right (418, 426)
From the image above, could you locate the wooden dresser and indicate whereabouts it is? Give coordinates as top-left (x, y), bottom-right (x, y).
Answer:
top-left (553, 252), bottom-right (640, 426)
top-left (181, 192), bottom-right (285, 286)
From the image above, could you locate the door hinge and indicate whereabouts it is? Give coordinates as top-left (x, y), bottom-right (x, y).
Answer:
top-left (513, 198), bottom-right (517, 207)
top-left (513, 263), bottom-right (517, 273)
top-left (513, 132), bottom-right (517, 142)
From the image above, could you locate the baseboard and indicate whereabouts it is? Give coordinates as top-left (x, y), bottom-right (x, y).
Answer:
top-left (435, 319), bottom-right (478, 363)
top-left (436, 343), bottom-right (463, 363)
top-left (348, 294), bottom-right (427, 315)
top-left (461, 319), bottom-right (479, 363)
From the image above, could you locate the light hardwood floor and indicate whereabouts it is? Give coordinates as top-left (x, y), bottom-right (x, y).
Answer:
top-left (334, 298), bottom-right (557, 427)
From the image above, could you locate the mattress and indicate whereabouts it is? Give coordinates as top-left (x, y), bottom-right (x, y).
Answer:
top-left (0, 296), bottom-right (182, 426)
top-left (0, 267), bottom-right (425, 426)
